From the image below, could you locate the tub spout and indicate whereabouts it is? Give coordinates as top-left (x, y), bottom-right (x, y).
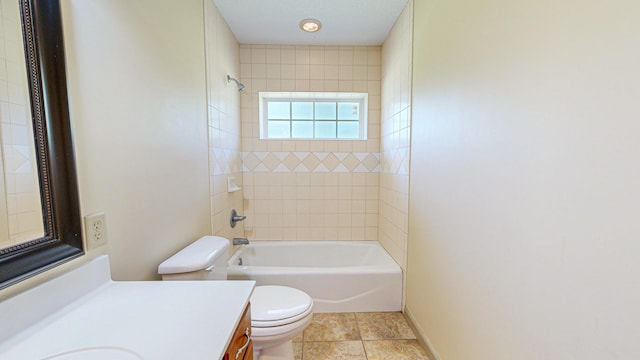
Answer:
top-left (233, 237), bottom-right (250, 245)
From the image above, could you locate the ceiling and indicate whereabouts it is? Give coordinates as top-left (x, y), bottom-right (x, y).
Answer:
top-left (212, 0), bottom-right (409, 46)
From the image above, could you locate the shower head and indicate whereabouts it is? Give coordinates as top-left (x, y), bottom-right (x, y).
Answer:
top-left (227, 75), bottom-right (245, 91)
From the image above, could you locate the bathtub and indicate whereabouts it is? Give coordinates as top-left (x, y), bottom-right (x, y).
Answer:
top-left (227, 241), bottom-right (402, 313)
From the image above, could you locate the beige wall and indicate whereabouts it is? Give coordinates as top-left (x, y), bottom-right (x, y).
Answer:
top-left (205, 1), bottom-right (244, 245)
top-left (239, 45), bottom-right (381, 241)
top-left (62, 0), bottom-right (210, 281)
top-left (407, 0), bottom-right (640, 358)
top-left (379, 0), bottom-right (413, 272)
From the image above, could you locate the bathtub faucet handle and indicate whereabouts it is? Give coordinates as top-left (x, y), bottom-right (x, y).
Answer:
top-left (233, 238), bottom-right (250, 245)
top-left (230, 209), bottom-right (246, 228)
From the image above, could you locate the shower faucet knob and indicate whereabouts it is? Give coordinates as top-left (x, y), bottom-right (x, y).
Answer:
top-left (230, 209), bottom-right (246, 228)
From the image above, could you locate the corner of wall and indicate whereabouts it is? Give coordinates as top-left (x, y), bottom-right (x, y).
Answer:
top-left (379, 0), bottom-right (414, 307)
top-left (204, 0), bottom-right (244, 246)
top-left (404, 305), bottom-right (441, 360)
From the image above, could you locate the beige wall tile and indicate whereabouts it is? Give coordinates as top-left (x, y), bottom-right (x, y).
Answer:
top-left (240, 45), bottom-right (382, 241)
top-left (205, 3), bottom-right (244, 244)
top-left (378, 2), bottom-right (413, 271)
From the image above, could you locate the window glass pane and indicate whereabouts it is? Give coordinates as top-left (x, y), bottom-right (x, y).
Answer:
top-left (292, 121), bottom-right (313, 138)
top-left (315, 121), bottom-right (337, 138)
top-left (268, 121), bottom-right (290, 138)
top-left (315, 102), bottom-right (337, 120)
top-left (292, 102), bottom-right (313, 120)
top-left (338, 102), bottom-right (360, 120)
top-left (260, 92), bottom-right (367, 140)
top-left (268, 102), bottom-right (290, 120)
top-left (337, 121), bottom-right (360, 139)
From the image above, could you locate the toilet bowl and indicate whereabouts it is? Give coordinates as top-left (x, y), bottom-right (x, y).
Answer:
top-left (250, 285), bottom-right (313, 360)
top-left (158, 236), bottom-right (313, 360)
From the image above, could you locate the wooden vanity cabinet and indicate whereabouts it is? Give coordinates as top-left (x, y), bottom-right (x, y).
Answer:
top-left (224, 303), bottom-right (252, 360)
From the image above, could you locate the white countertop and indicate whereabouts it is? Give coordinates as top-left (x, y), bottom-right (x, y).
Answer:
top-left (0, 256), bottom-right (255, 360)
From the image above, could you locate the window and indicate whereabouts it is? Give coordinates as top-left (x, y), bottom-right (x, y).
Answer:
top-left (259, 92), bottom-right (368, 140)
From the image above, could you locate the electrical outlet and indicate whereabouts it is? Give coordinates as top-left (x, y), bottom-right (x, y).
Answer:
top-left (84, 212), bottom-right (107, 249)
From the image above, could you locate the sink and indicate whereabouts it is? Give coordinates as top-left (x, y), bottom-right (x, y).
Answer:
top-left (42, 347), bottom-right (143, 360)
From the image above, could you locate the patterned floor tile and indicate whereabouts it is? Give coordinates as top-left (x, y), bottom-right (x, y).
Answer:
top-left (363, 340), bottom-right (429, 360)
top-left (303, 341), bottom-right (367, 360)
top-left (355, 312), bottom-right (417, 340)
top-left (304, 313), bottom-right (361, 341)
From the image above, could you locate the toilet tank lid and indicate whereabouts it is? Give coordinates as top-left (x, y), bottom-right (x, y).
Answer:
top-left (158, 236), bottom-right (230, 275)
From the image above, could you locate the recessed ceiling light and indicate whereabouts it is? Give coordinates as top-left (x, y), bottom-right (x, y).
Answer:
top-left (299, 19), bottom-right (322, 33)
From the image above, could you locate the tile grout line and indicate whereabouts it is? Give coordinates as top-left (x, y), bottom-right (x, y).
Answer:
top-left (352, 312), bottom-right (369, 360)
top-left (300, 317), bottom-right (305, 360)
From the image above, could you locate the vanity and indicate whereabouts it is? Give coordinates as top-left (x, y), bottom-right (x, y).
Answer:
top-left (0, 256), bottom-right (255, 359)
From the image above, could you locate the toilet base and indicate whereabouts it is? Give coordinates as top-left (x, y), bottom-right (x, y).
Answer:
top-left (253, 340), bottom-right (294, 360)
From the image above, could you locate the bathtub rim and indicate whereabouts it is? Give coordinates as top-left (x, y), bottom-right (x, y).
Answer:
top-left (227, 240), bottom-right (401, 273)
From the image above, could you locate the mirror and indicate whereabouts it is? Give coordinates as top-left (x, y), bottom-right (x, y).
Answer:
top-left (0, 0), bottom-right (44, 249)
top-left (0, 0), bottom-right (83, 289)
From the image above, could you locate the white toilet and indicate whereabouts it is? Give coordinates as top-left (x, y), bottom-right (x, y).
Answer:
top-left (158, 236), bottom-right (313, 360)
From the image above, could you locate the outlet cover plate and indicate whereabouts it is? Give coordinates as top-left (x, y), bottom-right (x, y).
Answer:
top-left (84, 212), bottom-right (107, 250)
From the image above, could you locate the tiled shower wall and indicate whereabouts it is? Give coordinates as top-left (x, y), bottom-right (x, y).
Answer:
top-left (204, 1), bottom-right (244, 242)
top-left (0, 0), bottom-right (43, 248)
top-left (379, 1), bottom-right (413, 270)
top-left (239, 45), bottom-right (382, 240)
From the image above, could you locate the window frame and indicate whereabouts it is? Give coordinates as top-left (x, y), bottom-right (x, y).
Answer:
top-left (259, 92), bottom-right (368, 140)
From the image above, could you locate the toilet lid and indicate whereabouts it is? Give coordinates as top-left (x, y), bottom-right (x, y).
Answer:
top-left (250, 286), bottom-right (313, 327)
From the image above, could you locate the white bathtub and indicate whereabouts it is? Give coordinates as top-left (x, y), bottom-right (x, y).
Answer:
top-left (227, 241), bottom-right (402, 313)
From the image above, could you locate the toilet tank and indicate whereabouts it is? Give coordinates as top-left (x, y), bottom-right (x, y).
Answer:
top-left (158, 236), bottom-right (230, 280)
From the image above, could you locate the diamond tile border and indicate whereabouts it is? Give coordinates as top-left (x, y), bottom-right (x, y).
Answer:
top-left (242, 152), bottom-right (380, 173)
top-left (211, 149), bottom-right (241, 175)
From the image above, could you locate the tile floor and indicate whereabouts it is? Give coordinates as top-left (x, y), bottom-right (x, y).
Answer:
top-left (292, 312), bottom-right (429, 360)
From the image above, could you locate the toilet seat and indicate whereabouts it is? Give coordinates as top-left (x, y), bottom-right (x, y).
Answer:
top-left (251, 286), bottom-right (313, 328)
